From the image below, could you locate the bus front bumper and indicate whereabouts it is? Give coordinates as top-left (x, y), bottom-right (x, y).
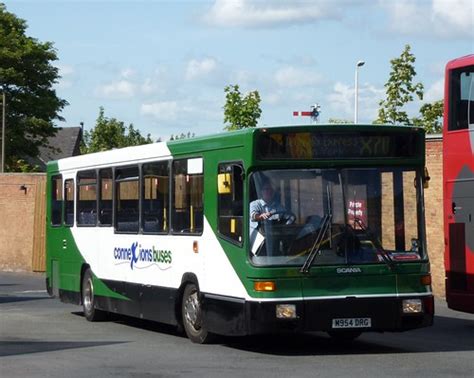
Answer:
top-left (202, 294), bottom-right (434, 336)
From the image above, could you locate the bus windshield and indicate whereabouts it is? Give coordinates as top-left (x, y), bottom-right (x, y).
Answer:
top-left (249, 168), bottom-right (425, 267)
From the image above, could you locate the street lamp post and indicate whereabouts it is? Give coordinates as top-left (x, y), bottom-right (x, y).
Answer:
top-left (354, 60), bottom-right (365, 124)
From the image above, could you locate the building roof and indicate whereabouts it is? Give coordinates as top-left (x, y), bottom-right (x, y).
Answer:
top-left (31, 127), bottom-right (82, 171)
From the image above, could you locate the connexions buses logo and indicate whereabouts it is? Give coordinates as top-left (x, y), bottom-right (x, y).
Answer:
top-left (113, 242), bottom-right (172, 270)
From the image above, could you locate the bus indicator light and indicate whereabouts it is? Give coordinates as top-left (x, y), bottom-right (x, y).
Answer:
top-left (420, 274), bottom-right (431, 286)
top-left (193, 241), bottom-right (199, 253)
top-left (254, 281), bottom-right (276, 292)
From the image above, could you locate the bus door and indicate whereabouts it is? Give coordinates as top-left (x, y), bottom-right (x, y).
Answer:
top-left (446, 178), bottom-right (474, 296)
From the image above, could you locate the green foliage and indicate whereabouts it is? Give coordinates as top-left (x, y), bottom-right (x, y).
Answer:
top-left (375, 45), bottom-right (424, 125)
top-left (0, 4), bottom-right (67, 171)
top-left (81, 107), bottom-right (152, 153)
top-left (9, 158), bottom-right (40, 172)
top-left (412, 100), bottom-right (444, 134)
top-left (328, 118), bottom-right (352, 124)
top-left (223, 84), bottom-right (262, 131)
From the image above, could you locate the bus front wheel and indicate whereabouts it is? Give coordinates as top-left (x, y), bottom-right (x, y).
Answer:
top-left (82, 269), bottom-right (106, 322)
top-left (181, 283), bottom-right (213, 344)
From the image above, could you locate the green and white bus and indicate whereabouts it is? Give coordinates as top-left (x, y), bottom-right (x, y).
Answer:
top-left (46, 125), bottom-right (434, 343)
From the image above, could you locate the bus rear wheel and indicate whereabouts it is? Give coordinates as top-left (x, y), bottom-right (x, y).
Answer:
top-left (181, 283), bottom-right (213, 344)
top-left (82, 269), bottom-right (106, 322)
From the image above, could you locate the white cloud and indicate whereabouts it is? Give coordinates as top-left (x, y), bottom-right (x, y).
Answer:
top-left (204, 0), bottom-right (339, 28)
top-left (274, 66), bottom-right (322, 88)
top-left (95, 80), bottom-right (136, 99)
top-left (185, 58), bottom-right (218, 80)
top-left (141, 101), bottom-right (179, 121)
top-left (328, 81), bottom-right (384, 122)
top-left (382, 0), bottom-right (473, 38)
top-left (425, 78), bottom-right (444, 102)
top-left (120, 68), bottom-right (136, 79)
top-left (55, 64), bottom-right (75, 89)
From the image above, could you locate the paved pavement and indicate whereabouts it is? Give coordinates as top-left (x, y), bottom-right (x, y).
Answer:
top-left (1, 271), bottom-right (474, 377)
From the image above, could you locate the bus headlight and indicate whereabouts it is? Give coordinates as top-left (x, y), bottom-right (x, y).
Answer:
top-left (276, 304), bottom-right (297, 319)
top-left (402, 299), bottom-right (423, 314)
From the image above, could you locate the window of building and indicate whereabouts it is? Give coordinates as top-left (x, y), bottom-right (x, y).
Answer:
top-left (142, 161), bottom-right (169, 233)
top-left (77, 170), bottom-right (97, 226)
top-left (99, 169), bottom-right (113, 226)
top-left (217, 163), bottom-right (244, 244)
top-left (64, 179), bottom-right (74, 227)
top-left (115, 166), bottom-right (139, 233)
top-left (51, 175), bottom-right (63, 226)
top-left (172, 158), bottom-right (203, 234)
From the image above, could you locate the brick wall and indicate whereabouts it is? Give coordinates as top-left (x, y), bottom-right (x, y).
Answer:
top-left (425, 137), bottom-right (445, 297)
top-left (0, 173), bottom-right (46, 271)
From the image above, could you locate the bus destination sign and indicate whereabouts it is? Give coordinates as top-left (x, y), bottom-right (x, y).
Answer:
top-left (257, 131), bottom-right (421, 160)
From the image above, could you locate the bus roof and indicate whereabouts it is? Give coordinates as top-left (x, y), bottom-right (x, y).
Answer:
top-left (47, 124), bottom-right (423, 172)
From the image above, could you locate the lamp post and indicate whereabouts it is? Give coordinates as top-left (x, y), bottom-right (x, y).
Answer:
top-left (354, 60), bottom-right (365, 124)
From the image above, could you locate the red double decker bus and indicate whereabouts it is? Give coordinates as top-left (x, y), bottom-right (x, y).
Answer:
top-left (443, 54), bottom-right (474, 313)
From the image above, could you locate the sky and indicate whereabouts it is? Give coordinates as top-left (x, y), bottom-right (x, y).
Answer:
top-left (4, 0), bottom-right (474, 140)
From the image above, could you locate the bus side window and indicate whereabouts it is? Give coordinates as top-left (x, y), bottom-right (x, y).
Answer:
top-left (217, 163), bottom-right (243, 244)
top-left (172, 158), bottom-right (203, 234)
top-left (115, 166), bottom-right (140, 233)
top-left (77, 170), bottom-right (97, 226)
top-left (51, 175), bottom-right (63, 226)
top-left (99, 168), bottom-right (113, 226)
top-left (142, 161), bottom-right (169, 233)
top-left (64, 179), bottom-right (74, 227)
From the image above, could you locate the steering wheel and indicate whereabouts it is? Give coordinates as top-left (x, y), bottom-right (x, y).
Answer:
top-left (265, 211), bottom-right (296, 225)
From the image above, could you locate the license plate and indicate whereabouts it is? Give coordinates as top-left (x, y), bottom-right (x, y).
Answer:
top-left (332, 318), bottom-right (371, 329)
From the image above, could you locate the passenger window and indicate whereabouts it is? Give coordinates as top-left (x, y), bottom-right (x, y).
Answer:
top-left (77, 170), bottom-right (97, 226)
top-left (217, 163), bottom-right (243, 244)
top-left (115, 166), bottom-right (139, 233)
top-left (64, 179), bottom-right (74, 227)
top-left (99, 169), bottom-right (113, 226)
top-left (51, 175), bottom-right (63, 226)
top-left (142, 161), bottom-right (169, 233)
top-left (172, 158), bottom-right (203, 234)
top-left (449, 67), bottom-right (474, 131)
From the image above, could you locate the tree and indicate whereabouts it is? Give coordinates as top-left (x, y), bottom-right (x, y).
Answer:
top-left (223, 84), bottom-right (262, 131)
top-left (170, 132), bottom-right (195, 141)
top-left (412, 99), bottom-right (444, 134)
top-left (375, 45), bottom-right (424, 125)
top-left (328, 118), bottom-right (352, 124)
top-left (81, 107), bottom-right (152, 154)
top-left (0, 4), bottom-right (68, 171)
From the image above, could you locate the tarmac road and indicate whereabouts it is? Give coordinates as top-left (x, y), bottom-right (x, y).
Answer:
top-left (1, 271), bottom-right (474, 378)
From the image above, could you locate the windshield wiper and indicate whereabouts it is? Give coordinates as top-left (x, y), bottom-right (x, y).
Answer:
top-left (300, 213), bottom-right (332, 274)
top-left (353, 217), bottom-right (395, 270)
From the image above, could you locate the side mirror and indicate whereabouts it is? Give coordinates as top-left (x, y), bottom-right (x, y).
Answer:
top-left (218, 173), bottom-right (232, 194)
top-left (423, 167), bottom-right (430, 189)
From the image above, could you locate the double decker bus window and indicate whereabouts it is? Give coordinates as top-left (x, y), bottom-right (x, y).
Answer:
top-left (449, 67), bottom-right (474, 131)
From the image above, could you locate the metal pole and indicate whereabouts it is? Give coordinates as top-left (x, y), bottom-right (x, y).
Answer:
top-left (354, 68), bottom-right (359, 124)
top-left (354, 60), bottom-right (365, 124)
top-left (1, 91), bottom-right (5, 173)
